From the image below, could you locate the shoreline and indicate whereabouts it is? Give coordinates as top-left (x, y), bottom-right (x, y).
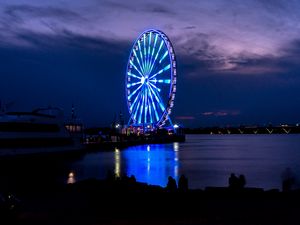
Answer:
top-left (2, 177), bottom-right (300, 225)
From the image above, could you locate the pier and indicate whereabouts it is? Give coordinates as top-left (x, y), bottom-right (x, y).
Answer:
top-left (84, 126), bottom-right (186, 150)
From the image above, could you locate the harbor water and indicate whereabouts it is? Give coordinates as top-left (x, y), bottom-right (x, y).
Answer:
top-left (1, 134), bottom-right (300, 191)
top-left (63, 134), bottom-right (300, 189)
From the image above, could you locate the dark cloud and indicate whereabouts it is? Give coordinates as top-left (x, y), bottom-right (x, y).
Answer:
top-left (215, 39), bottom-right (300, 77)
top-left (175, 32), bottom-right (218, 64)
top-left (4, 4), bottom-right (83, 22)
top-left (282, 39), bottom-right (300, 59)
top-left (145, 3), bottom-right (175, 14)
top-left (101, 1), bottom-right (137, 12)
top-left (102, 1), bottom-right (174, 15)
top-left (173, 27), bottom-right (300, 78)
top-left (0, 4), bottom-right (88, 47)
top-left (12, 28), bottom-right (127, 52)
top-left (184, 26), bottom-right (196, 30)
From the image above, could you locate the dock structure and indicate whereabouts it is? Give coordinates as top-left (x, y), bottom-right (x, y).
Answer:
top-left (83, 125), bottom-right (185, 150)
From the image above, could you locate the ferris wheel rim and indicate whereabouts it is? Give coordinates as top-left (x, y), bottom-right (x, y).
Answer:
top-left (125, 29), bottom-right (177, 127)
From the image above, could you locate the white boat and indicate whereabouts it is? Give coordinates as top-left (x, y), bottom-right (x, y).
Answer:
top-left (0, 107), bottom-right (84, 156)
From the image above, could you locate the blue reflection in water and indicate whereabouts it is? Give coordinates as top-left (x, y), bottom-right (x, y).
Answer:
top-left (122, 143), bottom-right (179, 187)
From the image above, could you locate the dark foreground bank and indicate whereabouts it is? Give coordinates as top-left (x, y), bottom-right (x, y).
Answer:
top-left (1, 176), bottom-right (300, 225)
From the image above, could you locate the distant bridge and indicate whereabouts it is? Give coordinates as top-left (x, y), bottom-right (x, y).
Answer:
top-left (185, 125), bottom-right (300, 134)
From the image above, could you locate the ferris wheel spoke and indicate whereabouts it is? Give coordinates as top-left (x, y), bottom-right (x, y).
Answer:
top-left (152, 34), bottom-right (159, 55)
top-left (150, 87), bottom-right (166, 114)
top-left (148, 84), bottom-right (166, 112)
top-left (137, 41), bottom-right (145, 73)
top-left (148, 32), bottom-right (152, 57)
top-left (159, 50), bottom-right (168, 64)
top-left (147, 86), bottom-right (160, 121)
top-left (132, 97), bottom-right (142, 122)
top-left (150, 78), bottom-right (171, 84)
top-left (143, 34), bottom-right (147, 73)
top-left (128, 83), bottom-right (143, 100)
top-left (144, 86), bottom-right (149, 123)
top-left (148, 34), bottom-right (158, 74)
top-left (127, 81), bottom-right (142, 88)
top-left (130, 90), bottom-right (142, 112)
top-left (149, 39), bottom-right (164, 74)
top-left (149, 82), bottom-right (161, 92)
top-left (133, 49), bottom-right (144, 75)
top-left (132, 96), bottom-right (143, 122)
top-left (130, 60), bottom-right (144, 77)
top-left (144, 33), bottom-right (150, 74)
top-left (143, 34), bottom-right (147, 58)
top-left (146, 88), bottom-right (154, 123)
top-left (149, 64), bottom-right (170, 80)
top-left (138, 90), bottom-right (145, 124)
top-left (145, 32), bottom-right (152, 74)
top-left (132, 88), bottom-right (145, 122)
top-left (127, 71), bottom-right (141, 79)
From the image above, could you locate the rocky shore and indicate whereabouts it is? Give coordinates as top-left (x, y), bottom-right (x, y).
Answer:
top-left (1, 176), bottom-right (300, 225)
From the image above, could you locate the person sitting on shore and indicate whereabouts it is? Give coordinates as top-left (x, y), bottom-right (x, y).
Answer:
top-left (178, 174), bottom-right (188, 191)
top-left (229, 173), bottom-right (246, 190)
top-left (281, 167), bottom-right (295, 192)
top-left (129, 175), bottom-right (136, 183)
top-left (166, 176), bottom-right (177, 191)
top-left (238, 174), bottom-right (246, 189)
top-left (229, 173), bottom-right (239, 189)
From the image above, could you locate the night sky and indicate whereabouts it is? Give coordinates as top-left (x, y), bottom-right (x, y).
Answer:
top-left (1, 0), bottom-right (300, 128)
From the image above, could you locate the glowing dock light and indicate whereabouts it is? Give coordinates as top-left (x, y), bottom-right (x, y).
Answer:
top-left (67, 171), bottom-right (76, 184)
top-left (69, 172), bottom-right (74, 178)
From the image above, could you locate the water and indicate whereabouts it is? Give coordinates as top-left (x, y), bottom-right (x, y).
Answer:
top-left (1, 134), bottom-right (300, 191)
top-left (64, 134), bottom-right (300, 190)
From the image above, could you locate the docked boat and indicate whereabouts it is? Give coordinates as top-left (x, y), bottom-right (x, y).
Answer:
top-left (0, 107), bottom-right (84, 157)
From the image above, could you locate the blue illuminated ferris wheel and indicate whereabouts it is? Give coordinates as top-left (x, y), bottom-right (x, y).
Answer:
top-left (126, 29), bottom-right (177, 128)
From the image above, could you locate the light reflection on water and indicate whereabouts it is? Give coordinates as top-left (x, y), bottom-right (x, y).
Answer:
top-left (122, 143), bottom-right (179, 187)
top-left (114, 148), bottom-right (121, 178)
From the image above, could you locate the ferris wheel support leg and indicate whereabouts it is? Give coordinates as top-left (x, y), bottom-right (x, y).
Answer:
top-left (127, 115), bottom-right (134, 126)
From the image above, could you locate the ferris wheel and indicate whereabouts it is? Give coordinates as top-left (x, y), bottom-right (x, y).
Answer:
top-left (126, 29), bottom-right (177, 128)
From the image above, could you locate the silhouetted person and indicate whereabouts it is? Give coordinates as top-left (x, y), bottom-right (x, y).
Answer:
top-left (121, 173), bottom-right (129, 182)
top-left (126, 175), bottom-right (137, 189)
top-left (281, 167), bottom-right (295, 192)
top-left (129, 175), bottom-right (136, 183)
top-left (178, 174), bottom-right (188, 191)
top-left (166, 176), bottom-right (177, 191)
top-left (238, 174), bottom-right (246, 189)
top-left (228, 173), bottom-right (239, 189)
